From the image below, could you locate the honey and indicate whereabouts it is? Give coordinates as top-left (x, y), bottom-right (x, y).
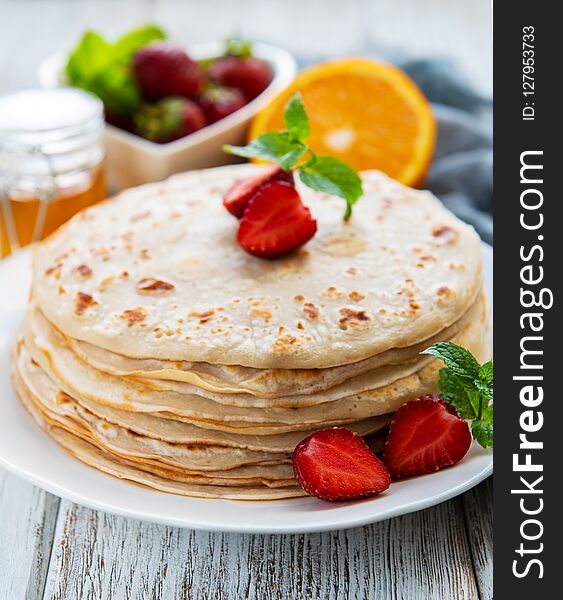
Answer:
top-left (1, 165), bottom-right (106, 257)
top-left (0, 88), bottom-right (106, 258)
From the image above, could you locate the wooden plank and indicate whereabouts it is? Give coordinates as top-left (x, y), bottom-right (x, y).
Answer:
top-left (0, 469), bottom-right (60, 600)
top-left (463, 477), bottom-right (493, 600)
top-left (44, 496), bottom-right (478, 599)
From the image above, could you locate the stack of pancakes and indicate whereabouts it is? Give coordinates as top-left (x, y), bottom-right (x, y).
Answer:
top-left (12, 165), bottom-right (487, 500)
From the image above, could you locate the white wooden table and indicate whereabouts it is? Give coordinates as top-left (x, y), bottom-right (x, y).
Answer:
top-left (0, 1), bottom-right (492, 597)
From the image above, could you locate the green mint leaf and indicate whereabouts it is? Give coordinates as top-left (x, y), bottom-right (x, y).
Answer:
top-left (464, 385), bottom-right (483, 420)
top-left (482, 404), bottom-right (493, 422)
top-left (65, 25), bottom-right (165, 115)
top-left (224, 132), bottom-right (307, 171)
top-left (421, 342), bottom-right (480, 380)
top-left (474, 379), bottom-right (493, 405)
top-left (279, 146), bottom-right (309, 171)
top-left (438, 368), bottom-right (476, 420)
top-left (299, 156), bottom-right (363, 219)
top-left (284, 93), bottom-right (310, 143)
top-left (112, 24), bottom-right (166, 63)
top-left (472, 419), bottom-right (493, 449)
top-left (424, 342), bottom-right (494, 448)
top-left (479, 360), bottom-right (494, 384)
top-left (66, 32), bottom-right (112, 88)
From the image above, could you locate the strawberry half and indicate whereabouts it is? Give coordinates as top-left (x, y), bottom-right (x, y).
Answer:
top-left (383, 395), bottom-right (472, 479)
top-left (237, 181), bottom-right (317, 259)
top-left (293, 427), bottom-right (391, 502)
top-left (223, 166), bottom-right (293, 218)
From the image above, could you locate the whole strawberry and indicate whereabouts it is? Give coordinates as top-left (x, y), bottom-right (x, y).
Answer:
top-left (198, 86), bottom-right (247, 123)
top-left (134, 97), bottom-right (206, 143)
top-left (133, 43), bottom-right (202, 100)
top-left (209, 56), bottom-right (272, 100)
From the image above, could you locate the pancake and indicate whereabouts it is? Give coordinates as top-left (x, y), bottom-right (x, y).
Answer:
top-left (15, 342), bottom-right (392, 453)
top-left (32, 165), bottom-right (482, 369)
top-left (22, 303), bottom-right (486, 434)
top-left (14, 164), bottom-right (488, 499)
top-left (64, 291), bottom-right (485, 400)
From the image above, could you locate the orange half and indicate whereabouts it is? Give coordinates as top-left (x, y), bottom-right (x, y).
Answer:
top-left (250, 58), bottom-right (436, 187)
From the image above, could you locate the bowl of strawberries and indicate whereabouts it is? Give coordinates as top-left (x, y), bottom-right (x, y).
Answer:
top-left (38, 25), bottom-right (297, 189)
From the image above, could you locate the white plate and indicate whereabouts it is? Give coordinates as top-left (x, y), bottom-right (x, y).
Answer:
top-left (0, 245), bottom-right (492, 533)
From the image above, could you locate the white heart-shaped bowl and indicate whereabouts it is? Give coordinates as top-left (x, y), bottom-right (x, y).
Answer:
top-left (38, 42), bottom-right (297, 190)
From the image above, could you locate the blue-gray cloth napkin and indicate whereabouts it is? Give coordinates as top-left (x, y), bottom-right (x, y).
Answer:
top-left (395, 58), bottom-right (493, 244)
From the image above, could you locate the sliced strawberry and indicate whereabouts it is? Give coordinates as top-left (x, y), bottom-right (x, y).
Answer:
top-left (237, 181), bottom-right (317, 259)
top-left (383, 395), bottom-right (472, 479)
top-left (223, 166), bottom-right (293, 218)
top-left (293, 427), bottom-right (391, 501)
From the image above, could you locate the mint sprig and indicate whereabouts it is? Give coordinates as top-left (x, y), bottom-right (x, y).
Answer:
top-left (223, 92), bottom-right (363, 220)
top-left (65, 25), bottom-right (166, 115)
top-left (422, 342), bottom-right (493, 448)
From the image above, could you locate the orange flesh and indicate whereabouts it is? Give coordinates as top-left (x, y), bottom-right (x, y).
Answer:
top-left (250, 58), bottom-right (436, 187)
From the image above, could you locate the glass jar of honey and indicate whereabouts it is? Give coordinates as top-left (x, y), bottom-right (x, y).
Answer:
top-left (0, 88), bottom-right (106, 258)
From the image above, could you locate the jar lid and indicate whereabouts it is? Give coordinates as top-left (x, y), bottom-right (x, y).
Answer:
top-left (0, 88), bottom-right (103, 142)
top-left (0, 89), bottom-right (105, 179)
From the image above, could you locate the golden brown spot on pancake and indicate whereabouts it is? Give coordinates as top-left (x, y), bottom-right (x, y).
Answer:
top-left (136, 278), bottom-right (175, 295)
top-left (74, 292), bottom-right (98, 316)
top-left (437, 286), bottom-right (456, 304)
top-left (140, 248), bottom-right (152, 260)
top-left (90, 246), bottom-right (110, 261)
top-left (189, 309), bottom-right (214, 324)
top-left (58, 286), bottom-right (66, 295)
top-left (320, 231), bottom-right (368, 257)
top-left (322, 286), bottom-right (344, 300)
top-left (121, 307), bottom-right (147, 327)
top-left (338, 308), bottom-right (372, 330)
top-left (449, 262), bottom-right (466, 271)
top-left (45, 263), bottom-right (62, 279)
top-left (346, 266), bottom-right (358, 276)
top-left (348, 291), bottom-right (365, 303)
top-left (432, 225), bottom-right (459, 244)
top-left (420, 254), bottom-right (436, 261)
top-left (296, 321), bottom-right (305, 331)
top-left (74, 264), bottom-right (92, 280)
top-left (249, 309), bottom-right (272, 323)
top-left (378, 308), bottom-right (387, 314)
top-left (273, 334), bottom-right (300, 353)
top-left (130, 210), bottom-right (152, 223)
top-left (54, 250), bottom-right (71, 262)
top-left (56, 392), bottom-right (72, 405)
top-left (99, 276), bottom-right (115, 292)
top-left (303, 303), bottom-right (320, 319)
top-left (294, 295), bottom-right (304, 303)
top-left (409, 300), bottom-right (421, 312)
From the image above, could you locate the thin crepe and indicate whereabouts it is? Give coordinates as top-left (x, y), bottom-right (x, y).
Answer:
top-left (32, 165), bottom-right (482, 369)
top-left (64, 292), bottom-right (485, 400)
top-left (22, 307), bottom-right (487, 434)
